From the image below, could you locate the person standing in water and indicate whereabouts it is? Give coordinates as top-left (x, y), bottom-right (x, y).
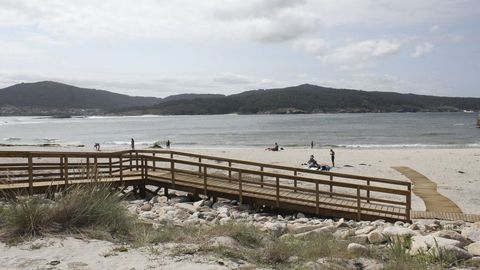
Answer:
top-left (131, 138), bottom-right (135, 150)
top-left (330, 149), bottom-right (335, 167)
top-left (166, 140), bottom-right (170, 148)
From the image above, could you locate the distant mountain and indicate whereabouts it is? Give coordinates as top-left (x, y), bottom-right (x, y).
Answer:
top-left (115, 84), bottom-right (480, 115)
top-left (0, 81), bottom-right (161, 112)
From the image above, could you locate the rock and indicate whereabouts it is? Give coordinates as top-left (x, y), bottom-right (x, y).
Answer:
top-left (169, 196), bottom-right (190, 203)
top-left (410, 236), bottom-right (429, 255)
top-left (430, 245), bottom-right (472, 260)
top-left (408, 223), bottom-right (419, 230)
top-left (462, 227), bottom-right (480, 242)
top-left (472, 222), bottom-right (480, 229)
top-left (140, 203), bottom-right (152, 211)
top-left (336, 218), bottom-right (350, 228)
top-left (293, 225), bottom-right (336, 238)
top-left (347, 243), bottom-right (368, 256)
top-left (355, 226), bottom-right (375, 235)
top-left (289, 224), bottom-right (325, 234)
top-left (208, 236), bottom-right (240, 248)
top-left (264, 222), bottom-right (287, 236)
top-left (394, 221), bottom-right (404, 227)
top-left (193, 199), bottom-right (205, 209)
top-left (351, 234), bottom-right (369, 244)
top-left (432, 230), bottom-right (470, 247)
top-left (296, 212), bottom-right (306, 219)
top-left (382, 226), bottom-right (415, 240)
top-left (334, 229), bottom-right (355, 240)
top-left (217, 207), bottom-right (230, 218)
top-left (175, 203), bottom-right (196, 214)
top-left (139, 211), bottom-right (158, 220)
top-left (368, 230), bottom-right (387, 244)
top-left (466, 242), bottom-right (480, 256)
top-left (219, 217), bottom-right (231, 225)
top-left (423, 235), bottom-right (462, 248)
top-left (150, 196), bottom-right (168, 204)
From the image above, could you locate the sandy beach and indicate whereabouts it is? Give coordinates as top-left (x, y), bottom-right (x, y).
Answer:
top-left (1, 145), bottom-right (479, 215)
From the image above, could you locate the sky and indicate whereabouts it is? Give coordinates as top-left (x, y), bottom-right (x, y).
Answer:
top-left (0, 0), bottom-right (479, 98)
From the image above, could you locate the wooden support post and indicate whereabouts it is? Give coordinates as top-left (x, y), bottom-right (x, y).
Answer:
top-left (129, 152), bottom-right (133, 171)
top-left (86, 157), bottom-right (90, 178)
top-left (329, 174), bottom-right (333, 198)
top-left (293, 170), bottom-right (297, 192)
top-left (60, 157), bottom-right (64, 179)
top-left (228, 161), bottom-right (232, 178)
top-left (164, 187), bottom-right (169, 196)
top-left (406, 184), bottom-right (412, 222)
top-left (141, 158), bottom-right (145, 180)
top-left (356, 186), bottom-right (361, 221)
top-left (64, 156), bottom-right (69, 185)
top-left (315, 181), bottom-right (319, 215)
top-left (135, 152), bottom-right (139, 170)
top-left (366, 179), bottom-right (370, 203)
top-left (119, 156), bottom-right (124, 186)
top-left (203, 166), bottom-right (207, 196)
top-left (28, 154), bottom-right (33, 195)
top-left (238, 170), bottom-right (243, 204)
top-left (276, 176), bottom-right (280, 207)
top-left (139, 158), bottom-right (146, 198)
top-left (109, 157), bottom-right (112, 176)
top-left (260, 166), bottom-right (264, 188)
top-left (152, 153), bottom-right (156, 171)
top-left (94, 156), bottom-right (98, 181)
top-left (198, 157), bottom-right (202, 177)
top-left (170, 152), bottom-right (173, 159)
top-left (171, 160), bottom-right (175, 188)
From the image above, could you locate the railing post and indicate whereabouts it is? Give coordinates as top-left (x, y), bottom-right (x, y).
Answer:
top-left (94, 156), bottom-right (98, 181)
top-left (238, 170), bottom-right (243, 204)
top-left (86, 157), bottom-right (90, 178)
top-left (119, 156), bottom-right (124, 186)
top-left (356, 186), bottom-right (361, 221)
top-left (60, 156), bottom-right (64, 179)
top-left (228, 161), bottom-right (232, 178)
top-left (293, 170), bottom-right (297, 192)
top-left (135, 152), bottom-right (139, 170)
top-left (315, 181), bottom-right (319, 215)
top-left (366, 179), bottom-right (370, 203)
top-left (129, 152), bottom-right (133, 171)
top-left (198, 157), bottom-right (202, 177)
top-left (276, 176), bottom-right (280, 207)
top-left (406, 183), bottom-right (412, 222)
top-left (171, 159), bottom-right (175, 188)
top-left (141, 158), bottom-right (145, 180)
top-left (329, 174), bottom-right (333, 198)
top-left (64, 156), bottom-right (69, 186)
top-left (260, 166), bottom-right (264, 188)
top-left (28, 154), bottom-right (33, 195)
top-left (109, 157), bottom-right (112, 176)
top-left (152, 152), bottom-right (156, 171)
top-left (203, 166), bottom-right (208, 196)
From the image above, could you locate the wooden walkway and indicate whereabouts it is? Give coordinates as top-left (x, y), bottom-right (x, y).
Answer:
top-left (0, 150), bottom-right (412, 222)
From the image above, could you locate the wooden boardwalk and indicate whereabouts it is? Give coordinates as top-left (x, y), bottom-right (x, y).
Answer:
top-left (0, 150), bottom-right (412, 222)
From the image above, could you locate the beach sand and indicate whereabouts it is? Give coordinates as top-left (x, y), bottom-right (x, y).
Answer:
top-left (1, 146), bottom-right (479, 215)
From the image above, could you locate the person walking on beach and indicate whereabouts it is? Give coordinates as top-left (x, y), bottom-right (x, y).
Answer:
top-left (311, 141), bottom-right (314, 149)
top-left (330, 149), bottom-right (335, 167)
top-left (166, 140), bottom-right (170, 148)
top-left (131, 138), bottom-right (135, 150)
top-left (94, 143), bottom-right (100, 151)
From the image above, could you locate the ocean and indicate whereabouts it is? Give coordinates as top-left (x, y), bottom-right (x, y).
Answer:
top-left (0, 112), bottom-right (479, 149)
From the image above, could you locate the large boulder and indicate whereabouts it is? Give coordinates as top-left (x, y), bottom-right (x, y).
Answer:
top-left (466, 242), bottom-right (480, 256)
top-left (382, 226), bottom-right (415, 241)
top-left (175, 203), bottom-right (196, 214)
top-left (432, 230), bottom-right (470, 247)
top-left (356, 226), bottom-right (375, 235)
top-left (264, 222), bottom-right (287, 236)
top-left (347, 243), bottom-right (368, 256)
top-left (208, 236), bottom-right (240, 249)
top-left (288, 224), bottom-right (325, 234)
top-left (430, 245), bottom-right (472, 260)
top-left (368, 230), bottom-right (387, 244)
top-left (462, 227), bottom-right (480, 242)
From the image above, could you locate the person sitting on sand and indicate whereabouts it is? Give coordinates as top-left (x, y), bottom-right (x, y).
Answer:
top-left (94, 143), bottom-right (100, 151)
top-left (266, 142), bottom-right (279, 151)
top-left (302, 155), bottom-right (320, 169)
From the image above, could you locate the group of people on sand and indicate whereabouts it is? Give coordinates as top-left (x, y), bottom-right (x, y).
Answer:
top-left (93, 138), bottom-right (171, 151)
top-left (302, 149), bottom-right (335, 171)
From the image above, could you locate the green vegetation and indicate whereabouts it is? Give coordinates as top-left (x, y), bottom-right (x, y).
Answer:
top-left (116, 84), bottom-right (480, 115)
top-left (1, 185), bottom-right (477, 269)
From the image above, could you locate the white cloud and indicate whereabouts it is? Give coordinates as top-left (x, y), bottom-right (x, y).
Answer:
top-left (291, 38), bottom-right (330, 55)
top-left (449, 34), bottom-right (464, 43)
top-left (410, 42), bottom-right (434, 58)
top-left (319, 40), bottom-right (401, 68)
top-left (429, 25), bottom-right (440, 32)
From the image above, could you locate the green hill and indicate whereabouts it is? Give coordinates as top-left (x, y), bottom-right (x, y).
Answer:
top-left (115, 84), bottom-right (480, 115)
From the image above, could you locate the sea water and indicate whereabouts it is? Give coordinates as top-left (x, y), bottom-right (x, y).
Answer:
top-left (0, 112), bottom-right (478, 149)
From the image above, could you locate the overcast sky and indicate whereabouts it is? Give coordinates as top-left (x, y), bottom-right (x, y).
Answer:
top-left (0, 0), bottom-right (479, 97)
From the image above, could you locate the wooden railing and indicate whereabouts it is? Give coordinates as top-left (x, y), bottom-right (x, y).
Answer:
top-left (0, 149), bottom-right (411, 221)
